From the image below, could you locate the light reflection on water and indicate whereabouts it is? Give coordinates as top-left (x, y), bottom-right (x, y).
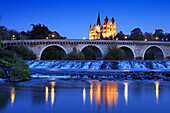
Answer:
top-left (83, 87), bottom-right (86, 105)
top-left (45, 86), bottom-right (48, 104)
top-left (10, 87), bottom-right (15, 106)
top-left (155, 81), bottom-right (160, 104)
top-left (1, 80), bottom-right (168, 113)
top-left (124, 82), bottom-right (129, 105)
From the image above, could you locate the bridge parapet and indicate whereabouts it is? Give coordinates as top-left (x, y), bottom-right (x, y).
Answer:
top-left (1, 39), bottom-right (170, 46)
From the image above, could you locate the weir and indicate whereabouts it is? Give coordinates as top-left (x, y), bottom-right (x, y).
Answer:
top-left (27, 60), bottom-right (170, 70)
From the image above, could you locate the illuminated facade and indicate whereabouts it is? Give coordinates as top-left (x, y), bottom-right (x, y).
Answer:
top-left (89, 13), bottom-right (117, 40)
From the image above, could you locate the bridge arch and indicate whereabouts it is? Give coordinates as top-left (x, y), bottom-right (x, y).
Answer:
top-left (39, 44), bottom-right (67, 60)
top-left (119, 46), bottom-right (135, 60)
top-left (143, 46), bottom-right (165, 60)
top-left (80, 45), bottom-right (103, 60)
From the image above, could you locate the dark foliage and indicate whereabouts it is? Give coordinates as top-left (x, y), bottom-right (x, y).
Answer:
top-left (104, 44), bottom-right (125, 60)
top-left (82, 47), bottom-right (96, 60)
top-left (6, 45), bottom-right (37, 60)
top-left (144, 49), bottom-right (155, 60)
top-left (65, 47), bottom-right (84, 60)
top-left (41, 47), bottom-right (62, 60)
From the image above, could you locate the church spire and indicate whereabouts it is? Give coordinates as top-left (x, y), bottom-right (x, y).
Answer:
top-left (97, 12), bottom-right (101, 26)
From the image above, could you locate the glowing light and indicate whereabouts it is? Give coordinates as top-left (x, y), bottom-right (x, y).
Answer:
top-left (83, 37), bottom-right (86, 40)
top-left (124, 82), bottom-right (129, 105)
top-left (144, 39), bottom-right (147, 41)
top-left (46, 37), bottom-right (49, 39)
top-left (11, 87), bottom-right (15, 106)
top-left (124, 36), bottom-right (127, 39)
top-left (11, 37), bottom-right (16, 40)
top-left (155, 81), bottom-right (160, 104)
top-left (51, 34), bottom-right (55, 38)
top-left (116, 38), bottom-right (118, 40)
top-left (83, 87), bottom-right (86, 105)
top-left (156, 37), bottom-right (159, 40)
top-left (90, 82), bottom-right (93, 104)
top-left (45, 86), bottom-right (49, 104)
top-left (51, 82), bottom-right (55, 106)
top-left (12, 35), bottom-right (15, 37)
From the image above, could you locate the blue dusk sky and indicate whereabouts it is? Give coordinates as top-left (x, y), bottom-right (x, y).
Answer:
top-left (0, 0), bottom-right (170, 39)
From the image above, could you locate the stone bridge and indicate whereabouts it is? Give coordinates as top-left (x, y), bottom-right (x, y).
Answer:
top-left (1, 39), bottom-right (170, 60)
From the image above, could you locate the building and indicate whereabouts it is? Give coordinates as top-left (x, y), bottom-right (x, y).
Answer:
top-left (89, 13), bottom-right (117, 40)
top-left (160, 33), bottom-right (170, 41)
top-left (20, 31), bottom-right (29, 40)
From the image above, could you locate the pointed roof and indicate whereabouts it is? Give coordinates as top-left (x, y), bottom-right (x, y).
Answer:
top-left (111, 17), bottom-right (115, 23)
top-left (97, 13), bottom-right (101, 25)
top-left (104, 16), bottom-right (109, 24)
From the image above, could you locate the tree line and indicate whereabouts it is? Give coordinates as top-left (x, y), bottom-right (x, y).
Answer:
top-left (0, 24), bottom-right (66, 40)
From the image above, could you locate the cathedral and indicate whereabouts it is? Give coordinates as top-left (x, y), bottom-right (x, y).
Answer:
top-left (89, 13), bottom-right (117, 40)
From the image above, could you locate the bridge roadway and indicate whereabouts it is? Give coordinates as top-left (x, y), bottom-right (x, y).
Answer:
top-left (1, 39), bottom-right (170, 60)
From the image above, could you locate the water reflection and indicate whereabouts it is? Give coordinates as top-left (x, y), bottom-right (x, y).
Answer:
top-left (90, 82), bottom-right (93, 104)
top-left (45, 87), bottom-right (48, 104)
top-left (84, 81), bottom-right (118, 109)
top-left (155, 81), bottom-right (160, 104)
top-left (103, 81), bottom-right (118, 108)
top-left (11, 87), bottom-right (15, 106)
top-left (51, 82), bottom-right (55, 106)
top-left (124, 82), bottom-right (129, 105)
top-left (83, 87), bottom-right (86, 104)
top-left (94, 81), bottom-right (101, 108)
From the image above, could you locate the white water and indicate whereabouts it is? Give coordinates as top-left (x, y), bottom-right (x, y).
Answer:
top-left (26, 60), bottom-right (170, 70)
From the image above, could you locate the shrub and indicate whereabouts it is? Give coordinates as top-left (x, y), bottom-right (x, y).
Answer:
top-left (6, 45), bottom-right (36, 60)
top-left (0, 49), bottom-right (31, 81)
top-left (41, 47), bottom-right (62, 60)
top-left (65, 47), bottom-right (85, 60)
top-left (144, 49), bottom-right (155, 60)
top-left (136, 57), bottom-right (143, 60)
top-left (165, 56), bottom-right (170, 60)
top-left (82, 47), bottom-right (96, 60)
top-left (104, 44), bottom-right (125, 60)
top-left (9, 58), bottom-right (30, 80)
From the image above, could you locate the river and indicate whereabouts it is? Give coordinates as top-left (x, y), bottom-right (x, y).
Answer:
top-left (0, 60), bottom-right (170, 113)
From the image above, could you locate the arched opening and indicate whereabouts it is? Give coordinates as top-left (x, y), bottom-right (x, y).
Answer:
top-left (40, 46), bottom-right (66, 60)
top-left (144, 46), bottom-right (164, 60)
top-left (81, 45), bottom-right (102, 60)
top-left (120, 47), bottom-right (134, 60)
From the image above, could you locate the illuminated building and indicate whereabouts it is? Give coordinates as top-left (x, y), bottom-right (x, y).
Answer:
top-left (89, 13), bottom-right (117, 40)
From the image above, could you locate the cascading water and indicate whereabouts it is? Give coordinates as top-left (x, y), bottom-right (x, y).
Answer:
top-left (26, 60), bottom-right (170, 70)
top-left (26, 60), bottom-right (170, 80)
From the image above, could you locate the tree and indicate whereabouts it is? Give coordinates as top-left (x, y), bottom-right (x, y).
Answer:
top-left (153, 29), bottom-right (164, 41)
top-left (6, 45), bottom-right (36, 60)
top-left (114, 31), bottom-right (125, 40)
top-left (144, 49), bottom-right (155, 60)
top-left (65, 47), bottom-right (84, 60)
top-left (41, 47), bottom-right (62, 60)
top-left (130, 28), bottom-right (144, 40)
top-left (82, 47), bottom-right (96, 60)
top-left (8, 29), bottom-right (21, 40)
top-left (29, 24), bottom-right (51, 39)
top-left (0, 26), bottom-right (11, 40)
top-left (144, 32), bottom-right (155, 41)
top-left (104, 44), bottom-right (125, 60)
